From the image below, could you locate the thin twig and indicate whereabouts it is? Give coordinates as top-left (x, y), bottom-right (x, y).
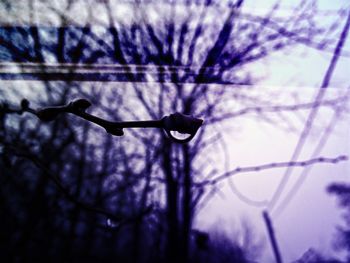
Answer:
top-left (195, 155), bottom-right (348, 187)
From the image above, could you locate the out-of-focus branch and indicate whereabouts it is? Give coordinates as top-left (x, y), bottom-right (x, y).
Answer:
top-left (272, 88), bottom-right (350, 217)
top-left (204, 96), bottom-right (348, 124)
top-left (268, 7), bottom-right (350, 213)
top-left (240, 12), bottom-right (350, 57)
top-left (195, 155), bottom-right (348, 187)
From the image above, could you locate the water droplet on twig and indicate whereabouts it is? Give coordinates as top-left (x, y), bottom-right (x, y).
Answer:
top-left (106, 218), bottom-right (119, 229)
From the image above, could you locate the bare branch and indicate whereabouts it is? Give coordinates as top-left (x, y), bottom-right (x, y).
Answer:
top-left (205, 96), bottom-right (348, 124)
top-left (268, 7), bottom-right (350, 212)
top-left (196, 155), bottom-right (348, 187)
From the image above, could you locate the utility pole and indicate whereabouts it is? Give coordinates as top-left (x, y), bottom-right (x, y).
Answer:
top-left (263, 210), bottom-right (283, 263)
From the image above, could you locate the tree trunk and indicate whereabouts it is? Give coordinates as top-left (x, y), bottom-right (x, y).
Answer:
top-left (180, 143), bottom-right (192, 263)
top-left (163, 139), bottom-right (179, 263)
